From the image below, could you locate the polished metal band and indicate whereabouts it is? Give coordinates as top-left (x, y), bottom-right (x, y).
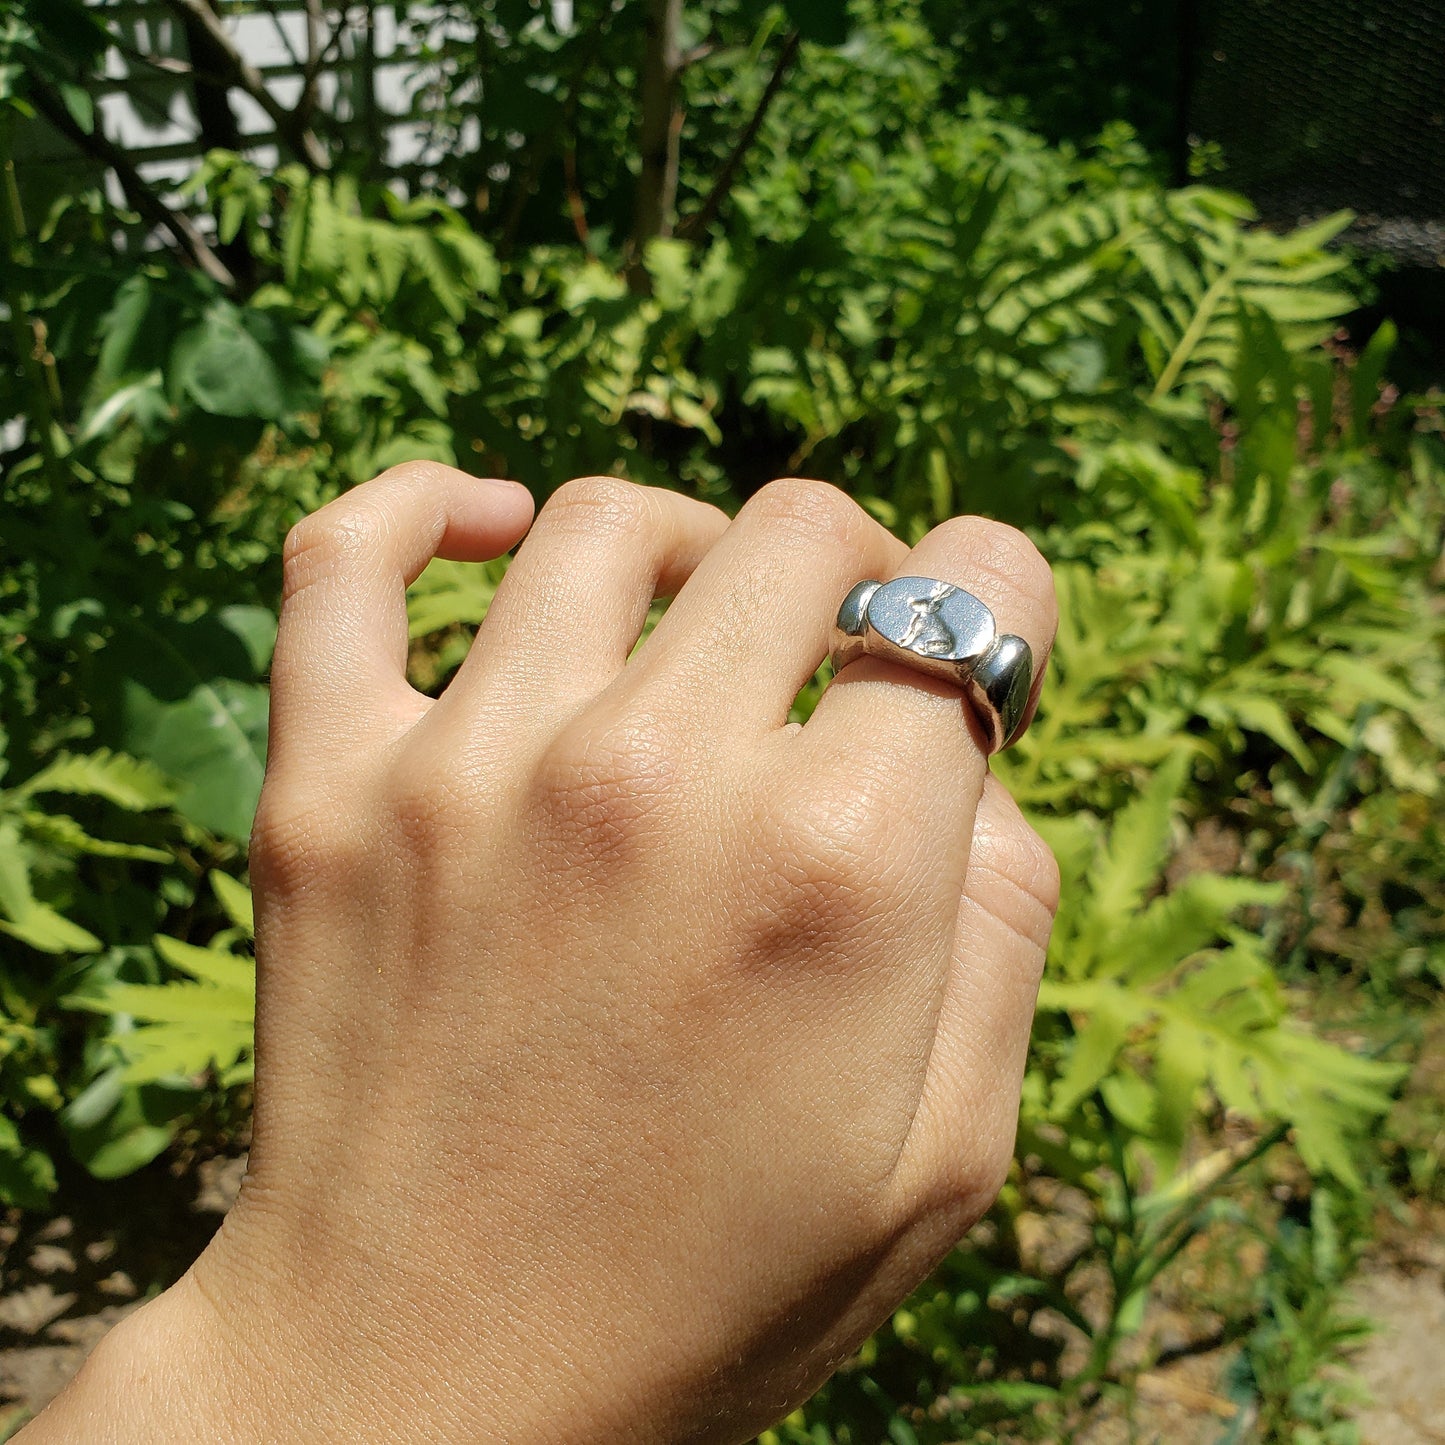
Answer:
top-left (828, 577), bottom-right (1034, 753)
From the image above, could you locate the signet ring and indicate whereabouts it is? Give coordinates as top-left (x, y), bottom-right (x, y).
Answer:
top-left (828, 577), bottom-right (1034, 753)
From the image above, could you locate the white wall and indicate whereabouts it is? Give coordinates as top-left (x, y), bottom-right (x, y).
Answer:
top-left (22, 2), bottom-right (480, 196)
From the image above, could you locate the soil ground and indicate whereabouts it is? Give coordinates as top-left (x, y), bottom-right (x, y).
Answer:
top-left (0, 1152), bottom-right (244, 1439)
top-left (0, 1158), bottom-right (1439, 1441)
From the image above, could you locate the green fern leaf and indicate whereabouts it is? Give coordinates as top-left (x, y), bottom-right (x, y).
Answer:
top-left (15, 749), bottom-right (176, 810)
top-left (16, 810), bottom-right (171, 863)
top-left (210, 872), bottom-right (254, 938)
top-left (407, 557), bottom-right (506, 637)
top-left (409, 232), bottom-right (467, 322)
top-left (367, 221), bottom-right (410, 306)
top-left (0, 906), bottom-right (102, 955)
top-left (0, 821), bottom-right (102, 954)
top-left (1197, 692), bottom-right (1315, 771)
top-left (1108, 875), bottom-right (1284, 987)
top-left (153, 936), bottom-right (256, 995)
top-left (116, 1021), bottom-right (253, 1085)
top-left (73, 981), bottom-right (253, 1025)
top-left (1070, 751), bottom-right (1189, 975)
top-left (1045, 981), bottom-right (1148, 1120)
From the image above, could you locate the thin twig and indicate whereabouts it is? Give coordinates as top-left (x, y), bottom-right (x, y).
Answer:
top-left (305, 7), bottom-right (354, 90)
top-left (27, 80), bottom-right (237, 288)
top-left (629, 0), bottom-right (684, 251)
top-left (1137, 1123), bottom-right (1292, 1296)
top-left (111, 42), bottom-right (198, 79)
top-left (259, 0), bottom-right (305, 69)
top-left (562, 141), bottom-right (590, 248)
top-left (158, 0), bottom-right (330, 170)
top-left (298, 0), bottom-right (325, 125)
top-left (676, 30), bottom-right (800, 243)
top-left (679, 42), bottom-right (717, 70)
top-left (496, 2), bottom-right (617, 255)
top-left (0, 120), bottom-right (64, 477)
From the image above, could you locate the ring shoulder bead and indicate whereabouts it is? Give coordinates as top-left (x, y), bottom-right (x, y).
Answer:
top-left (829, 579), bottom-right (881, 672)
top-left (965, 634), bottom-right (1034, 753)
top-left (835, 579), bottom-right (881, 639)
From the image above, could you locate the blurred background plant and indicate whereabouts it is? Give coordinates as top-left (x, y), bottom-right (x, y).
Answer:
top-left (1, 0), bottom-right (1442, 1438)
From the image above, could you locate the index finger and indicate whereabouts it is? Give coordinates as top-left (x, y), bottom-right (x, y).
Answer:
top-left (266, 463), bottom-right (535, 777)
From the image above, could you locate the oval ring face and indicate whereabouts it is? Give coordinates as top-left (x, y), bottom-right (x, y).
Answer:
top-left (865, 576), bottom-right (996, 665)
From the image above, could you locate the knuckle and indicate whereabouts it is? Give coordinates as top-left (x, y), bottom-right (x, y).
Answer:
top-left (976, 814), bottom-right (1060, 909)
top-left (542, 475), bottom-right (652, 538)
top-left (969, 812), bottom-right (1061, 952)
top-left (936, 517), bottom-right (1054, 598)
top-left (746, 477), bottom-right (864, 548)
top-left (903, 1113), bottom-right (1020, 1230)
top-left (752, 783), bottom-right (899, 942)
top-left (984, 1125), bottom-right (1021, 1203)
top-left (1017, 823), bottom-right (1062, 918)
top-left (946, 1119), bottom-right (1019, 1219)
top-left (389, 767), bottom-right (471, 854)
top-left (281, 503), bottom-right (390, 604)
top-left (249, 786), bottom-right (366, 899)
top-left (529, 710), bottom-right (680, 867)
top-left (373, 459), bottom-right (452, 490)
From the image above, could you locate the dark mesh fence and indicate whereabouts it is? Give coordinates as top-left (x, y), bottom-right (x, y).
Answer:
top-left (1190, 0), bottom-right (1445, 264)
top-left (934, 0), bottom-right (1445, 264)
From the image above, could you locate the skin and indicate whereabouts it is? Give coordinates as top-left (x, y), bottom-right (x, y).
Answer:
top-left (20, 466), bottom-right (1059, 1444)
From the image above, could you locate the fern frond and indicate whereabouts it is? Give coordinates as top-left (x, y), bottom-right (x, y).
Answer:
top-left (15, 749), bottom-right (176, 810)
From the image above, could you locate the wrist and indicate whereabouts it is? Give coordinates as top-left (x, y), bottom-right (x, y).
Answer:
top-left (15, 1269), bottom-right (266, 1444)
top-left (17, 1212), bottom-right (711, 1445)
top-left (28, 1225), bottom-right (633, 1445)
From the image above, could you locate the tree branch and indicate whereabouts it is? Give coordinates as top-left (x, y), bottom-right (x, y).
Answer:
top-left (260, 0), bottom-right (305, 69)
top-left (676, 30), bottom-right (800, 244)
top-left (27, 80), bottom-right (237, 289)
top-left (298, 0), bottom-right (325, 126)
top-left (679, 42), bottom-right (717, 70)
top-left (305, 5), bottom-right (353, 93)
top-left (495, 3), bottom-right (617, 256)
top-left (629, 0), bottom-right (684, 254)
top-left (111, 43), bottom-right (197, 79)
top-left (1, 119), bottom-right (65, 476)
top-left (157, 0), bottom-right (330, 171)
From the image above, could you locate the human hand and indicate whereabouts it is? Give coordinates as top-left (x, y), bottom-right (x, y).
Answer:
top-left (28, 466), bottom-right (1057, 1444)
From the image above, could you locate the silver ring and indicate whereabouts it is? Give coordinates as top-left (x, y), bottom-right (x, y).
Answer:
top-left (829, 577), bottom-right (1034, 753)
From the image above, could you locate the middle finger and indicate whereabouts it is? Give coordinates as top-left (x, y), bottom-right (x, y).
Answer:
top-left (626, 478), bottom-right (906, 732)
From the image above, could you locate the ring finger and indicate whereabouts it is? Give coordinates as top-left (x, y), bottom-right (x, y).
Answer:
top-left (799, 515), bottom-right (1058, 891)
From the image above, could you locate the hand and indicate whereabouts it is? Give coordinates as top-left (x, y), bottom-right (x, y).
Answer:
top-left (27, 466), bottom-right (1058, 1444)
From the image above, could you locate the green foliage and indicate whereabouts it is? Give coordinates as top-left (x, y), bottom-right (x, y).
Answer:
top-left (66, 873), bottom-right (256, 1091)
top-left (93, 606), bottom-right (276, 844)
top-left (0, 747), bottom-right (184, 1205)
top-left (0, 0), bottom-right (109, 126)
top-left (725, 105), bottom-right (1353, 522)
top-left (1036, 756), bottom-right (1403, 1186)
top-left (1232, 1190), bottom-right (1373, 1443)
top-left (1, 3), bottom-right (1441, 1437)
top-left (916, 0), bottom-right (1186, 157)
top-left (87, 274), bottom-right (325, 440)
top-left (0, 751), bottom-right (173, 954)
top-left (58, 23), bottom-right (1351, 523)
top-left (51, 870), bottom-right (256, 1183)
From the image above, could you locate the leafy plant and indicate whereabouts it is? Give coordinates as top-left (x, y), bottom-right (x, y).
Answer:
top-left (1230, 1189), bottom-right (1373, 1444)
top-left (66, 871), bottom-right (255, 1092)
top-left (1, 4), bottom-right (1440, 1439)
top-left (0, 747), bottom-right (180, 1205)
top-left (1035, 754), bottom-right (1401, 1188)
